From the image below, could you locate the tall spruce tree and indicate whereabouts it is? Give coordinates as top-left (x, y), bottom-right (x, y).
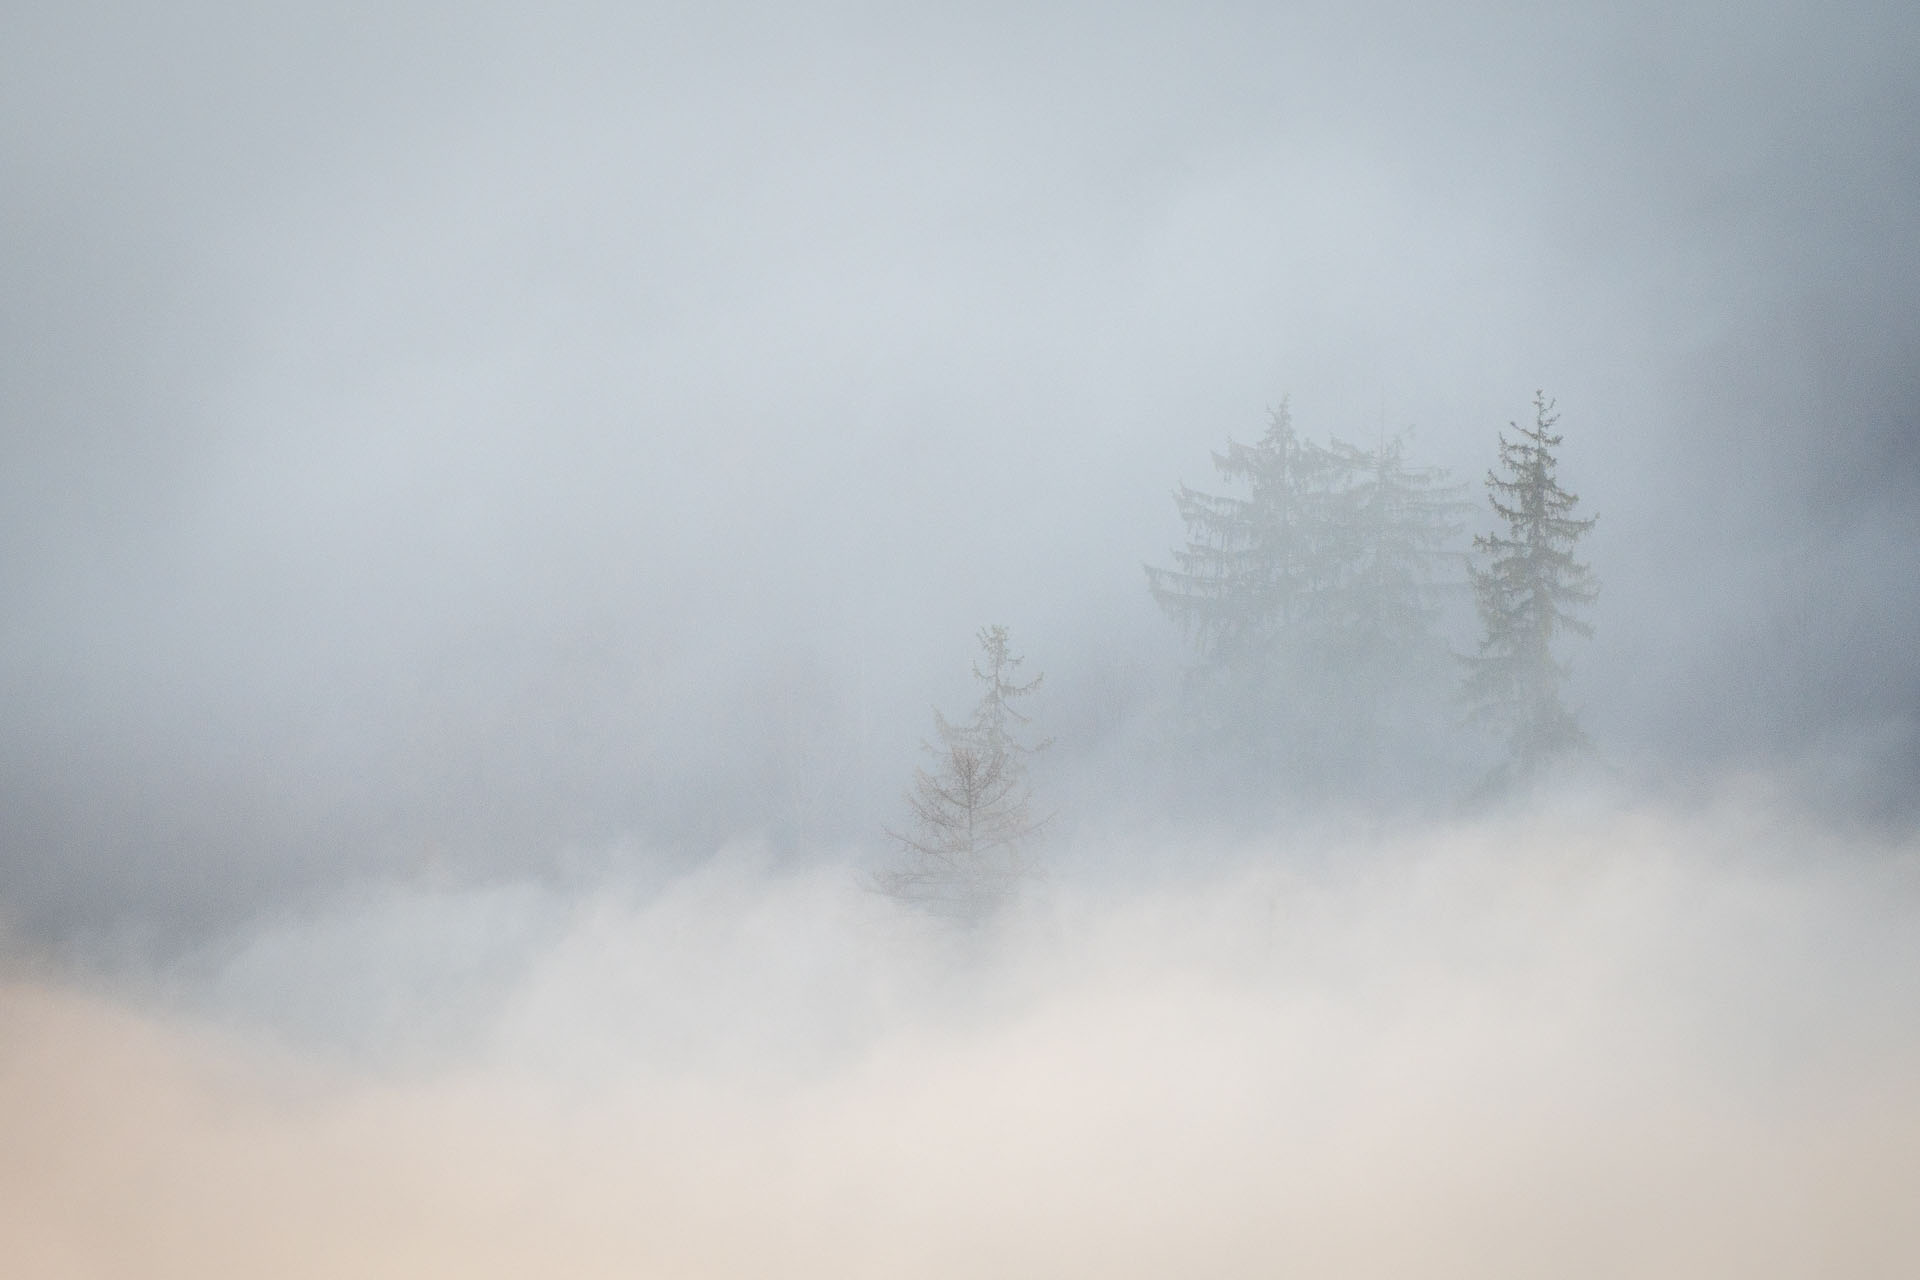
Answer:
top-left (1320, 429), bottom-right (1472, 671)
top-left (1275, 428), bottom-right (1473, 776)
top-left (876, 626), bottom-right (1047, 921)
top-left (1144, 401), bottom-right (1338, 677)
top-left (1465, 393), bottom-right (1598, 778)
top-left (1147, 405), bottom-right (1469, 780)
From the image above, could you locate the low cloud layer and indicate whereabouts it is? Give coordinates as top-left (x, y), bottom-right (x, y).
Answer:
top-left (6, 786), bottom-right (1916, 1277)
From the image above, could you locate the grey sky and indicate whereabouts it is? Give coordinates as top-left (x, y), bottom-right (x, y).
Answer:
top-left (4, 0), bottom-right (1917, 940)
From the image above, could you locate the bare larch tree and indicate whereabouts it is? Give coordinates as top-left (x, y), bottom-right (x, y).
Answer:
top-left (875, 626), bottom-right (1047, 921)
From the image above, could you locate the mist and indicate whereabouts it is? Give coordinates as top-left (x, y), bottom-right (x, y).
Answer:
top-left (6, 790), bottom-right (1920, 1275)
top-left (4, 0), bottom-right (1918, 1270)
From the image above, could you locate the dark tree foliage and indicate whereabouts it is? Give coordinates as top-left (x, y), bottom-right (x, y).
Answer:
top-left (876, 626), bottom-right (1048, 921)
top-left (1465, 392), bottom-right (1598, 779)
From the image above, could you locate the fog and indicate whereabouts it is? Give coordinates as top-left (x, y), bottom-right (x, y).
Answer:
top-left (6, 790), bottom-right (1920, 1275)
top-left (4, 0), bottom-right (1918, 1270)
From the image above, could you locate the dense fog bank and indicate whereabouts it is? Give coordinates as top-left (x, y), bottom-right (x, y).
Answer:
top-left (4, 785), bottom-right (1917, 1276)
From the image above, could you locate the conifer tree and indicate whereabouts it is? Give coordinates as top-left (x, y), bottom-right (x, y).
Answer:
top-left (1465, 392), bottom-right (1598, 777)
top-left (1147, 405), bottom-right (1470, 784)
top-left (1144, 400), bottom-right (1338, 676)
top-left (876, 626), bottom-right (1047, 921)
top-left (1320, 429), bottom-right (1471, 670)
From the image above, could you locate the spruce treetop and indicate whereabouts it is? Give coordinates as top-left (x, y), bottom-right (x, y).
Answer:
top-left (1466, 392), bottom-right (1598, 780)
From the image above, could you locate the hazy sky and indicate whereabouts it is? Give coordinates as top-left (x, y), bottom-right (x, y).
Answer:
top-left (4, 0), bottom-right (1917, 940)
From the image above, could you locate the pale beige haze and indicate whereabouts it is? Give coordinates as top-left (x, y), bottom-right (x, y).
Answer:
top-left (3, 794), bottom-right (1916, 1279)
